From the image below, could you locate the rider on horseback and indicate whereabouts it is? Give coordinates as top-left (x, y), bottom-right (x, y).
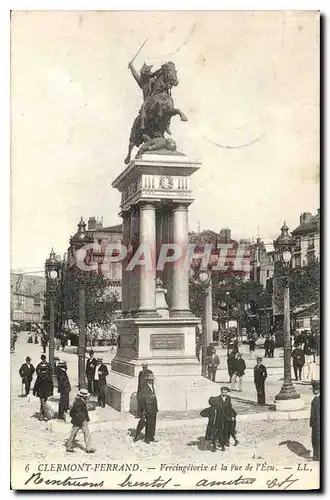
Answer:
top-left (124, 60), bottom-right (187, 164)
top-left (128, 61), bottom-right (155, 130)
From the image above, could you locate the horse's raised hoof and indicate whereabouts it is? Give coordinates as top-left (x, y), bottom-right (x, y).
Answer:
top-left (180, 113), bottom-right (188, 122)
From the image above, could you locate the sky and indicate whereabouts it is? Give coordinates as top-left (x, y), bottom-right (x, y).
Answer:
top-left (10, 10), bottom-right (319, 273)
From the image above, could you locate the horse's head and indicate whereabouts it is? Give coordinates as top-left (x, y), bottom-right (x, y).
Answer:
top-left (162, 61), bottom-right (179, 88)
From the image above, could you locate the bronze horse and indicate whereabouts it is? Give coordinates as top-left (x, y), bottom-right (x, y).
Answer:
top-left (124, 62), bottom-right (187, 164)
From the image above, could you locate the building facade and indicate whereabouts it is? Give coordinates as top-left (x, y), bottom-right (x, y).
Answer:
top-left (291, 209), bottom-right (320, 268)
top-left (249, 238), bottom-right (275, 289)
top-left (10, 273), bottom-right (46, 328)
top-left (67, 217), bottom-right (123, 302)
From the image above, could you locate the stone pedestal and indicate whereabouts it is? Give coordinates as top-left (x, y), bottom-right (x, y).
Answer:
top-left (275, 397), bottom-right (305, 411)
top-left (109, 152), bottom-right (216, 411)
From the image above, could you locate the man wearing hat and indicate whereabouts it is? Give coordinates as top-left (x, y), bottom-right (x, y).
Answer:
top-left (33, 365), bottom-right (53, 421)
top-left (231, 353), bottom-right (246, 392)
top-left (94, 358), bottom-right (109, 408)
top-left (36, 354), bottom-right (50, 377)
top-left (206, 349), bottom-right (220, 382)
top-left (136, 373), bottom-right (158, 444)
top-left (57, 361), bottom-right (71, 420)
top-left (66, 389), bottom-right (95, 453)
top-left (85, 350), bottom-right (97, 396)
top-left (19, 356), bottom-right (35, 396)
top-left (310, 381), bottom-right (320, 461)
top-left (216, 387), bottom-right (235, 451)
top-left (253, 357), bottom-right (268, 406)
top-left (137, 362), bottom-right (153, 416)
top-left (202, 387), bottom-right (235, 452)
top-left (291, 343), bottom-right (305, 381)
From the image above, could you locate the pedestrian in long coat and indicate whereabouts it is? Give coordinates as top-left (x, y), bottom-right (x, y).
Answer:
top-left (19, 356), bottom-right (35, 396)
top-left (291, 343), bottom-right (305, 381)
top-left (269, 335), bottom-right (276, 358)
top-left (57, 361), bottom-right (71, 420)
top-left (310, 381), bottom-right (320, 461)
top-left (254, 357), bottom-right (268, 405)
top-left (264, 337), bottom-right (271, 357)
top-left (134, 373), bottom-right (158, 443)
top-left (60, 333), bottom-right (67, 351)
top-left (33, 366), bottom-right (53, 421)
top-left (66, 389), bottom-right (95, 453)
top-left (201, 387), bottom-right (234, 452)
top-left (41, 333), bottom-right (48, 354)
top-left (94, 358), bottom-right (108, 407)
top-left (248, 334), bottom-right (256, 354)
top-left (201, 397), bottom-right (219, 449)
top-left (227, 351), bottom-right (236, 382)
top-left (85, 350), bottom-right (97, 395)
top-left (137, 362), bottom-right (153, 416)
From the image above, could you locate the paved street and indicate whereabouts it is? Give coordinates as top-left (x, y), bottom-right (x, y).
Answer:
top-left (11, 333), bottom-right (319, 475)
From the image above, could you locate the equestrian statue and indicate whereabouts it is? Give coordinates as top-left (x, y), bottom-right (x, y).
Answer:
top-left (124, 46), bottom-right (188, 164)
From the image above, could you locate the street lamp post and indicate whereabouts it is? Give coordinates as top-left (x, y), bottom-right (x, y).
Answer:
top-left (78, 273), bottom-right (87, 390)
top-left (69, 218), bottom-right (93, 390)
top-left (273, 223), bottom-right (304, 411)
top-left (45, 248), bottom-right (61, 390)
top-left (226, 291), bottom-right (230, 329)
top-left (192, 267), bottom-right (212, 377)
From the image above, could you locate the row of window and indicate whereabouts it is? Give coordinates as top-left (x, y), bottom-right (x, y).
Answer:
top-left (294, 234), bottom-right (316, 251)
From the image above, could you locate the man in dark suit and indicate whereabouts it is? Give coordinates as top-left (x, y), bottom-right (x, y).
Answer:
top-left (264, 336), bottom-right (271, 358)
top-left (137, 362), bottom-right (153, 416)
top-left (206, 350), bottom-right (220, 382)
top-left (291, 343), bottom-right (305, 381)
top-left (94, 357), bottom-right (109, 407)
top-left (19, 356), bottom-right (35, 396)
top-left (227, 350), bottom-right (236, 383)
top-left (66, 389), bottom-right (95, 453)
top-left (254, 357), bottom-right (268, 405)
top-left (57, 361), bottom-right (71, 420)
top-left (41, 332), bottom-right (48, 354)
top-left (33, 365), bottom-right (53, 421)
top-left (310, 381), bottom-right (320, 461)
top-left (231, 352), bottom-right (246, 392)
top-left (269, 334), bottom-right (276, 358)
top-left (36, 355), bottom-right (50, 377)
top-left (85, 350), bottom-right (97, 395)
top-left (211, 386), bottom-right (235, 451)
top-left (136, 373), bottom-right (158, 444)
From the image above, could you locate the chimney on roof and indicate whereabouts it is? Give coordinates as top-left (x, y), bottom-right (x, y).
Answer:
top-left (88, 216), bottom-right (97, 231)
top-left (300, 212), bottom-right (313, 224)
top-left (95, 217), bottom-right (103, 230)
top-left (219, 228), bottom-right (231, 242)
top-left (317, 208), bottom-right (320, 216)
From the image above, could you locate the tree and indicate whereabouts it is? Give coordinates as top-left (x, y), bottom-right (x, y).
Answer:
top-left (289, 261), bottom-right (320, 309)
top-left (189, 268), bottom-right (267, 329)
top-left (272, 261), bottom-right (320, 312)
top-left (63, 272), bottom-right (120, 337)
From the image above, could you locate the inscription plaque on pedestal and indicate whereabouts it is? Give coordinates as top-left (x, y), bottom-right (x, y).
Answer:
top-left (150, 333), bottom-right (184, 350)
